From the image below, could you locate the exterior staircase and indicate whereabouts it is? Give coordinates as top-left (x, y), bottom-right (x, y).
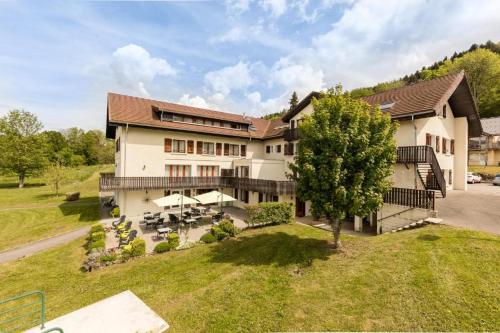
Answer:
top-left (397, 145), bottom-right (446, 198)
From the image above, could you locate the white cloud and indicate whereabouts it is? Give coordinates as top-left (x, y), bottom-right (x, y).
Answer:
top-left (270, 58), bottom-right (325, 96)
top-left (110, 44), bottom-right (175, 97)
top-left (209, 27), bottom-right (245, 44)
top-left (178, 94), bottom-right (213, 109)
top-left (259, 0), bottom-right (287, 17)
top-left (246, 91), bottom-right (262, 104)
top-left (204, 61), bottom-right (254, 95)
top-left (225, 0), bottom-right (252, 15)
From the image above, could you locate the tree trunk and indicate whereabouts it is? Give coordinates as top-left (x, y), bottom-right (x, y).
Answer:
top-left (331, 217), bottom-right (342, 249)
top-left (18, 172), bottom-right (25, 188)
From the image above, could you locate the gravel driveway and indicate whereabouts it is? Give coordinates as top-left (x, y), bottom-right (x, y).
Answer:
top-left (436, 183), bottom-right (500, 235)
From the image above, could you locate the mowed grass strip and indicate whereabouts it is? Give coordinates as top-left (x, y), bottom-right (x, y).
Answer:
top-left (0, 223), bottom-right (498, 332)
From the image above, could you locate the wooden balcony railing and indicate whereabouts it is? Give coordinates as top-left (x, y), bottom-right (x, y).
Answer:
top-left (396, 145), bottom-right (446, 197)
top-left (283, 128), bottom-right (300, 141)
top-left (383, 187), bottom-right (435, 210)
top-left (99, 174), bottom-right (296, 195)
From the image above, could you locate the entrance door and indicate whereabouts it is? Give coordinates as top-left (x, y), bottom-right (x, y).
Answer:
top-left (295, 197), bottom-right (305, 217)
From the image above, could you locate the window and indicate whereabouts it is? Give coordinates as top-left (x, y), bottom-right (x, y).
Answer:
top-left (187, 140), bottom-right (194, 154)
top-left (213, 121), bottom-right (220, 127)
top-left (203, 142), bottom-right (215, 155)
top-left (240, 166), bottom-right (249, 178)
top-left (229, 144), bottom-right (239, 156)
top-left (173, 114), bottom-right (183, 122)
top-left (426, 133), bottom-right (432, 146)
top-left (196, 141), bottom-right (203, 154)
top-left (258, 193), bottom-right (263, 203)
top-left (449, 170), bottom-right (453, 185)
top-left (241, 145), bottom-right (247, 157)
top-left (115, 137), bottom-right (120, 153)
top-left (241, 190), bottom-right (249, 204)
top-left (276, 145), bottom-right (281, 153)
top-left (166, 165), bottom-right (191, 177)
top-left (195, 118), bottom-right (204, 125)
top-left (230, 123), bottom-right (241, 129)
top-left (266, 145), bottom-right (273, 154)
top-left (442, 105), bottom-right (447, 118)
top-left (216, 143), bottom-right (222, 156)
top-left (442, 138), bottom-right (447, 154)
top-left (436, 136), bottom-right (440, 153)
top-left (204, 119), bottom-right (213, 126)
top-left (184, 117), bottom-right (193, 123)
top-left (173, 139), bottom-right (186, 153)
top-left (164, 138), bottom-right (172, 152)
top-left (224, 143), bottom-right (230, 156)
top-left (451, 139), bottom-right (455, 154)
top-left (197, 165), bottom-right (219, 177)
top-left (291, 120), bottom-right (295, 129)
top-left (234, 188), bottom-right (238, 200)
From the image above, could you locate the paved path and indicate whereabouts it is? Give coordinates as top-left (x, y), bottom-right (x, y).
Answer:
top-left (436, 183), bottom-right (500, 235)
top-left (0, 227), bottom-right (89, 264)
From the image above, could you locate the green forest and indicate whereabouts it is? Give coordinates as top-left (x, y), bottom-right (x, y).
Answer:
top-left (351, 41), bottom-right (500, 118)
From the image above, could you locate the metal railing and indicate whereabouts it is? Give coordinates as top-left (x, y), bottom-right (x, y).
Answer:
top-left (283, 128), bottom-right (300, 141)
top-left (100, 174), bottom-right (296, 195)
top-left (396, 145), bottom-right (446, 197)
top-left (383, 187), bottom-right (435, 210)
top-left (468, 142), bottom-right (500, 150)
top-left (0, 291), bottom-right (46, 333)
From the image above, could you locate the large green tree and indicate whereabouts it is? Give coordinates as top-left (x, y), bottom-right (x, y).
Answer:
top-left (289, 87), bottom-right (398, 249)
top-left (0, 110), bottom-right (48, 187)
top-left (289, 91), bottom-right (299, 110)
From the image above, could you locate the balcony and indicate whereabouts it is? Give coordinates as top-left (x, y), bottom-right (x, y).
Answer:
top-left (99, 174), bottom-right (296, 195)
top-left (283, 128), bottom-right (300, 141)
top-left (468, 142), bottom-right (500, 150)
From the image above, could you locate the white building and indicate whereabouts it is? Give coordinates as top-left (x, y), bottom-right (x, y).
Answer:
top-left (102, 71), bottom-right (481, 231)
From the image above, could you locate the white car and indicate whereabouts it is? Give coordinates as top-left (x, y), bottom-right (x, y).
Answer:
top-left (467, 172), bottom-right (482, 184)
top-left (493, 174), bottom-right (500, 186)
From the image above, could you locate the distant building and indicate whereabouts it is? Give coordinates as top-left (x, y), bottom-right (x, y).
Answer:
top-left (469, 117), bottom-right (500, 166)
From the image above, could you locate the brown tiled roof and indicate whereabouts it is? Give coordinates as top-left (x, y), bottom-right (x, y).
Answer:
top-left (361, 71), bottom-right (464, 118)
top-left (107, 93), bottom-right (278, 139)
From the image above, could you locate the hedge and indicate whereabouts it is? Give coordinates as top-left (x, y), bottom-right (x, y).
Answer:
top-left (90, 231), bottom-right (105, 242)
top-left (123, 238), bottom-right (146, 257)
top-left (244, 202), bottom-right (294, 227)
top-left (90, 223), bottom-right (105, 233)
top-left (154, 242), bottom-right (172, 253)
top-left (200, 233), bottom-right (217, 243)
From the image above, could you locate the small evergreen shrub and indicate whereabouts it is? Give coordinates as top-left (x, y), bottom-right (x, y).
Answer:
top-left (154, 242), bottom-right (172, 253)
top-left (89, 239), bottom-right (105, 250)
top-left (99, 253), bottom-right (118, 263)
top-left (244, 202), bottom-right (294, 227)
top-left (200, 233), bottom-right (217, 243)
top-left (90, 231), bottom-right (105, 242)
top-left (90, 223), bottom-right (105, 233)
top-left (211, 226), bottom-right (229, 241)
top-left (110, 207), bottom-right (120, 218)
top-left (167, 233), bottom-right (180, 248)
top-left (218, 219), bottom-right (240, 237)
top-left (128, 238), bottom-right (146, 257)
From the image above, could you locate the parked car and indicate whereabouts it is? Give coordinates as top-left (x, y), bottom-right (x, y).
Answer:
top-left (467, 172), bottom-right (482, 184)
top-left (493, 174), bottom-right (500, 186)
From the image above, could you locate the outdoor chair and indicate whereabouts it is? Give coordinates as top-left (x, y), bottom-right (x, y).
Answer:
top-left (116, 221), bottom-right (132, 234)
top-left (168, 214), bottom-right (179, 224)
top-left (112, 215), bottom-right (126, 228)
top-left (120, 230), bottom-right (138, 247)
top-left (154, 217), bottom-right (165, 228)
top-left (153, 212), bottom-right (161, 218)
top-left (212, 212), bottom-right (224, 223)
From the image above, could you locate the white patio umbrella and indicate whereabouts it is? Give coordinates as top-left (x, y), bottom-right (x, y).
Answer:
top-left (153, 193), bottom-right (199, 218)
top-left (193, 190), bottom-right (236, 213)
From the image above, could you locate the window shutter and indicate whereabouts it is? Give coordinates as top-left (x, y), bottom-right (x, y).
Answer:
top-left (196, 141), bottom-right (203, 154)
top-left (436, 136), bottom-right (440, 153)
top-left (451, 139), bottom-right (455, 154)
top-left (289, 142), bottom-right (294, 155)
top-left (241, 145), bottom-right (246, 157)
top-left (284, 143), bottom-right (289, 156)
top-left (442, 138), bottom-right (447, 154)
top-left (426, 133), bottom-right (432, 146)
top-left (187, 140), bottom-right (194, 154)
top-left (164, 138), bottom-right (172, 152)
top-left (224, 143), bottom-right (230, 156)
top-left (216, 143), bottom-right (222, 155)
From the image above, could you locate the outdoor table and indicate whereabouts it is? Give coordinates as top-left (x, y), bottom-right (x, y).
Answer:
top-left (183, 218), bottom-right (197, 224)
top-left (156, 227), bottom-right (172, 239)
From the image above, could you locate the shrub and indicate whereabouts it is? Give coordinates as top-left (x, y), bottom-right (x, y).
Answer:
top-left (154, 242), bottom-right (172, 253)
top-left (211, 226), bottom-right (229, 241)
top-left (89, 239), bottom-right (105, 250)
top-left (245, 202), bottom-right (294, 227)
top-left (200, 233), bottom-right (217, 244)
top-left (99, 253), bottom-right (118, 263)
top-left (167, 233), bottom-right (180, 248)
top-left (218, 219), bottom-right (240, 237)
top-left (90, 223), bottom-right (105, 233)
top-left (128, 238), bottom-right (146, 257)
top-left (90, 231), bottom-right (105, 242)
top-left (110, 207), bottom-right (120, 218)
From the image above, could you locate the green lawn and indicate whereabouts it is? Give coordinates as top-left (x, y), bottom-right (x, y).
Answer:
top-left (1, 223), bottom-right (498, 332)
top-left (0, 165), bottom-right (111, 251)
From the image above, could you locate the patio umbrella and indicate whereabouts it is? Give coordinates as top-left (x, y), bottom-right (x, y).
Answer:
top-left (193, 190), bottom-right (236, 213)
top-left (153, 193), bottom-right (199, 218)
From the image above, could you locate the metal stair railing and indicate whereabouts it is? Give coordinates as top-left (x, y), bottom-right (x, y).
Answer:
top-left (0, 291), bottom-right (46, 333)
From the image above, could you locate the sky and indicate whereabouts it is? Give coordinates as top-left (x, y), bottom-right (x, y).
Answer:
top-left (0, 0), bottom-right (499, 131)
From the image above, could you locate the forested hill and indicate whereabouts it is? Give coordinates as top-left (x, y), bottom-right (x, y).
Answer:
top-left (351, 41), bottom-right (500, 118)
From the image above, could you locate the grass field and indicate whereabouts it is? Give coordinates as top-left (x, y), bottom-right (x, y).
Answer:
top-left (1, 223), bottom-right (498, 332)
top-left (0, 165), bottom-right (111, 251)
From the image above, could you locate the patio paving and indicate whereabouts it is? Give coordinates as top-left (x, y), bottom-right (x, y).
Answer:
top-left (105, 206), bottom-right (248, 253)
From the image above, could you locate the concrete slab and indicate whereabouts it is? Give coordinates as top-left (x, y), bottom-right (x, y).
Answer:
top-left (25, 290), bottom-right (168, 333)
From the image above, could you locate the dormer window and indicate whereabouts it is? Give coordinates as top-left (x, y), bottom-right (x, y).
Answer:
top-left (380, 101), bottom-right (395, 110)
top-left (156, 108), bottom-right (248, 131)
